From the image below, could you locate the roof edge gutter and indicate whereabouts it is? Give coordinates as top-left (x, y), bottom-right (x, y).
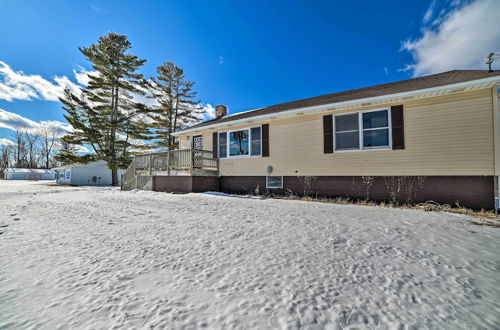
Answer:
top-left (173, 75), bottom-right (500, 136)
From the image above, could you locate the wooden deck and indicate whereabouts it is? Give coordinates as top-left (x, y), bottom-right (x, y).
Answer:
top-left (122, 149), bottom-right (218, 190)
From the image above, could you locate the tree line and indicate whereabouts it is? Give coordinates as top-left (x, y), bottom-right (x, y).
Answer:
top-left (2, 32), bottom-right (205, 185)
top-left (0, 123), bottom-right (59, 173)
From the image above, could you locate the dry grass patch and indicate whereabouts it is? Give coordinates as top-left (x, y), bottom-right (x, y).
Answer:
top-left (263, 192), bottom-right (500, 223)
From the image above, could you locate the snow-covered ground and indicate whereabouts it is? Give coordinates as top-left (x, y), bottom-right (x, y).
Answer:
top-left (1, 181), bottom-right (499, 329)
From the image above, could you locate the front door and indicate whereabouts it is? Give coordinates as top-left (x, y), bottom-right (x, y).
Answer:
top-left (192, 135), bottom-right (203, 168)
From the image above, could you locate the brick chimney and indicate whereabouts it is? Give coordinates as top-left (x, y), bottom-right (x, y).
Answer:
top-left (215, 105), bottom-right (228, 118)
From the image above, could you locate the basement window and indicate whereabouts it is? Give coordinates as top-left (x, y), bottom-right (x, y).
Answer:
top-left (266, 176), bottom-right (283, 189)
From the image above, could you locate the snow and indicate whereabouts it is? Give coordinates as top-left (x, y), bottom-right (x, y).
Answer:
top-left (4, 168), bottom-right (32, 173)
top-left (4, 168), bottom-right (54, 173)
top-left (1, 181), bottom-right (499, 329)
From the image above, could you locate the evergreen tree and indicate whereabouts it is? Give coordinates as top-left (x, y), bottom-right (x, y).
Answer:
top-left (147, 62), bottom-right (203, 149)
top-left (59, 32), bottom-right (151, 185)
top-left (54, 136), bottom-right (95, 165)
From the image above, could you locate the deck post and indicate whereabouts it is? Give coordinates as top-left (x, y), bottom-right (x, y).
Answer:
top-left (167, 151), bottom-right (171, 176)
top-left (190, 149), bottom-right (194, 176)
top-left (130, 149), bottom-right (217, 179)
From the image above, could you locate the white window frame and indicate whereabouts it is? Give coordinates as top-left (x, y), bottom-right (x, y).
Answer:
top-left (333, 107), bottom-right (392, 152)
top-left (250, 126), bottom-right (262, 157)
top-left (218, 132), bottom-right (227, 158)
top-left (220, 125), bottom-right (262, 159)
top-left (334, 112), bottom-right (360, 151)
top-left (266, 176), bottom-right (283, 189)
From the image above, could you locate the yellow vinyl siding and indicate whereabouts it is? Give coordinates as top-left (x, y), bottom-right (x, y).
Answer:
top-left (179, 133), bottom-right (213, 151)
top-left (178, 89), bottom-right (495, 176)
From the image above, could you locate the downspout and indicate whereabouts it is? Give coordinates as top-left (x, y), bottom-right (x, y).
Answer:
top-left (492, 85), bottom-right (500, 213)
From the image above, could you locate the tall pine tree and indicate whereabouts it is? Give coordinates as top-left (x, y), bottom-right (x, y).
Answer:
top-left (147, 62), bottom-right (204, 149)
top-left (54, 136), bottom-right (95, 165)
top-left (59, 32), bottom-right (151, 185)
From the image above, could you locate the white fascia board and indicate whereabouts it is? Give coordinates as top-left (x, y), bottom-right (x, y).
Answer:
top-left (173, 76), bottom-right (500, 136)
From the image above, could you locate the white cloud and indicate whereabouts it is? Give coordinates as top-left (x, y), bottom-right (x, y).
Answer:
top-left (422, 0), bottom-right (437, 25)
top-left (0, 138), bottom-right (15, 146)
top-left (169, 103), bottom-right (216, 129)
top-left (0, 61), bottom-right (214, 154)
top-left (201, 103), bottom-right (216, 120)
top-left (73, 66), bottom-right (97, 86)
top-left (90, 3), bottom-right (107, 14)
top-left (75, 145), bottom-right (90, 153)
top-left (218, 56), bottom-right (224, 65)
top-left (0, 108), bottom-right (39, 131)
top-left (401, 0), bottom-right (500, 76)
top-left (131, 90), bottom-right (158, 108)
top-left (38, 120), bottom-right (72, 137)
top-left (0, 61), bottom-right (83, 102)
top-left (0, 108), bottom-right (70, 135)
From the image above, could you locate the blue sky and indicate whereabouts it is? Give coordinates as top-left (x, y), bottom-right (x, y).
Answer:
top-left (1, 0), bottom-right (499, 145)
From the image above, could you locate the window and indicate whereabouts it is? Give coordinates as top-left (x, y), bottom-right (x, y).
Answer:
top-left (218, 132), bottom-right (227, 158)
top-left (334, 109), bottom-right (390, 151)
top-left (218, 126), bottom-right (262, 158)
top-left (335, 113), bottom-right (359, 150)
top-left (250, 127), bottom-right (261, 156)
top-left (230, 130), bottom-right (249, 156)
top-left (266, 176), bottom-right (283, 189)
top-left (362, 110), bottom-right (389, 148)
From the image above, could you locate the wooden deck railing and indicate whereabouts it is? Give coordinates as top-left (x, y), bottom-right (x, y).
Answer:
top-left (129, 149), bottom-right (218, 174)
top-left (135, 149), bottom-right (218, 173)
top-left (122, 149), bottom-right (218, 190)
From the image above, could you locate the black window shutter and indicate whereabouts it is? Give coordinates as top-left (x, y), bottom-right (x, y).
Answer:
top-left (323, 115), bottom-right (333, 153)
top-left (212, 132), bottom-right (218, 158)
top-left (391, 105), bottom-right (405, 149)
top-left (262, 124), bottom-right (269, 157)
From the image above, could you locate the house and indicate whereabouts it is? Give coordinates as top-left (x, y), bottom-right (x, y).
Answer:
top-left (55, 160), bottom-right (124, 186)
top-left (4, 168), bottom-right (56, 180)
top-left (123, 70), bottom-right (500, 210)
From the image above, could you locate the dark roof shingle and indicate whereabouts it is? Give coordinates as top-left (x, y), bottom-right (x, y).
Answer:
top-left (185, 70), bottom-right (500, 131)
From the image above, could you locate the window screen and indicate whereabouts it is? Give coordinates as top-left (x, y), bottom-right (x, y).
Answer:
top-left (218, 132), bottom-right (227, 158)
top-left (335, 113), bottom-right (359, 150)
top-left (334, 110), bottom-right (390, 150)
top-left (362, 110), bottom-right (389, 148)
top-left (250, 127), bottom-right (261, 156)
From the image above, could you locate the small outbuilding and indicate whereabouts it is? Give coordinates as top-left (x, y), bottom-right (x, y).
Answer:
top-left (54, 160), bottom-right (124, 186)
top-left (4, 168), bottom-right (56, 180)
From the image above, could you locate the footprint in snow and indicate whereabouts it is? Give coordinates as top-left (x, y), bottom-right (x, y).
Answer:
top-left (0, 224), bottom-right (8, 228)
top-left (10, 214), bottom-right (17, 217)
top-left (0, 231), bottom-right (3, 235)
top-left (13, 218), bottom-right (20, 221)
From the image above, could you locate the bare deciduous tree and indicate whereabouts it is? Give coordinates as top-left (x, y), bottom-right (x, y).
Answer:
top-left (13, 130), bottom-right (27, 168)
top-left (39, 123), bottom-right (59, 169)
top-left (24, 132), bottom-right (43, 168)
top-left (0, 145), bottom-right (13, 173)
top-left (8, 127), bottom-right (63, 170)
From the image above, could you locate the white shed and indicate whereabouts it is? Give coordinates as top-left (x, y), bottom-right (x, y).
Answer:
top-left (4, 168), bottom-right (56, 180)
top-left (54, 160), bottom-right (124, 186)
